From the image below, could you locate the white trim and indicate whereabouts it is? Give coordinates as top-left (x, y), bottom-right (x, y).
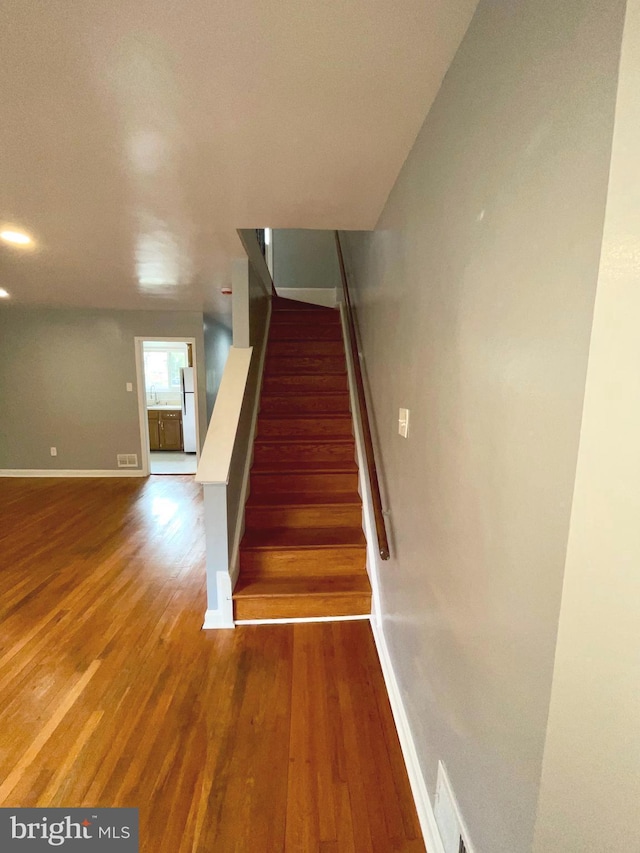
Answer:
top-left (434, 761), bottom-right (477, 853)
top-left (134, 336), bottom-right (202, 478)
top-left (235, 614), bottom-right (371, 626)
top-left (134, 338), bottom-right (151, 476)
top-left (228, 300), bottom-right (272, 588)
top-left (195, 347), bottom-right (253, 485)
top-left (339, 303), bottom-right (383, 627)
top-left (202, 571), bottom-right (235, 629)
top-left (202, 606), bottom-right (235, 630)
top-left (237, 229), bottom-right (274, 297)
top-left (370, 619), bottom-right (446, 853)
top-left (265, 229), bottom-right (274, 277)
top-left (274, 286), bottom-right (337, 308)
top-left (0, 469), bottom-right (146, 478)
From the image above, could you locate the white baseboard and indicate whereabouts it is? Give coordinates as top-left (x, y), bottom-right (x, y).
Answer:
top-left (370, 619), bottom-right (446, 853)
top-left (202, 608), bottom-right (235, 630)
top-left (202, 571), bottom-right (235, 629)
top-left (0, 469), bottom-right (146, 478)
top-left (235, 614), bottom-right (370, 626)
top-left (275, 287), bottom-right (337, 308)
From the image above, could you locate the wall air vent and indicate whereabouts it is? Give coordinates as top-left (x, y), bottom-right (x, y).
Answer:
top-left (117, 453), bottom-right (138, 468)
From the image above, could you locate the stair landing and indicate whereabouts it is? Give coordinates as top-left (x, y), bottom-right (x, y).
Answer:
top-left (234, 297), bottom-right (371, 621)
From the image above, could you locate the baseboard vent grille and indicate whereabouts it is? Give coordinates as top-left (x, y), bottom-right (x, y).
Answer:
top-left (117, 453), bottom-right (139, 468)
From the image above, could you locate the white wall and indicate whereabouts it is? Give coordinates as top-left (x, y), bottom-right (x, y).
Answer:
top-left (533, 2), bottom-right (640, 849)
top-left (340, 0), bottom-right (626, 849)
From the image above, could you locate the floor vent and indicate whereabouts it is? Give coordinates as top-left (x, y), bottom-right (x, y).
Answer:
top-left (117, 453), bottom-right (139, 468)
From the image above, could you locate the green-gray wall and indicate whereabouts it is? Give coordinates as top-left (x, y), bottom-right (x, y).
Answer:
top-left (272, 229), bottom-right (341, 291)
top-left (203, 314), bottom-right (232, 424)
top-left (0, 306), bottom-right (207, 472)
top-left (341, 0), bottom-right (626, 850)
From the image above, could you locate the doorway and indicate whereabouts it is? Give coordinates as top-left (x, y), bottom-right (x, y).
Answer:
top-left (134, 337), bottom-right (201, 476)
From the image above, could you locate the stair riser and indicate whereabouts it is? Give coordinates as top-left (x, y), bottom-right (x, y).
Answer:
top-left (260, 395), bottom-right (350, 414)
top-left (240, 546), bottom-right (366, 577)
top-left (257, 418), bottom-right (353, 438)
top-left (262, 375), bottom-right (348, 393)
top-left (265, 357), bottom-right (346, 375)
top-left (245, 504), bottom-right (362, 529)
top-left (270, 311), bottom-right (340, 326)
top-left (234, 591), bottom-right (371, 620)
top-left (250, 472), bottom-right (359, 494)
top-left (269, 326), bottom-right (343, 341)
top-left (268, 341), bottom-right (345, 357)
top-left (253, 442), bottom-right (355, 465)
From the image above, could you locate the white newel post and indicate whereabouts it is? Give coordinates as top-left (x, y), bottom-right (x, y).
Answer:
top-left (197, 241), bottom-right (272, 630)
top-left (196, 345), bottom-right (253, 630)
top-left (201, 484), bottom-right (235, 629)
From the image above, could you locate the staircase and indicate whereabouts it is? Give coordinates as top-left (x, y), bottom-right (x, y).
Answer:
top-left (233, 296), bottom-right (372, 620)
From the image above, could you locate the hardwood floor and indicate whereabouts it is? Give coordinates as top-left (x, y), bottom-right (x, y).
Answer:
top-left (0, 476), bottom-right (424, 852)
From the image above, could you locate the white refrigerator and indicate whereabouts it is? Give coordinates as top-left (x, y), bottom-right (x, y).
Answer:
top-left (180, 367), bottom-right (197, 453)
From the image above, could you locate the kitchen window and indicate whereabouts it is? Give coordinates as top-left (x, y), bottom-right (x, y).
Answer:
top-left (143, 346), bottom-right (187, 392)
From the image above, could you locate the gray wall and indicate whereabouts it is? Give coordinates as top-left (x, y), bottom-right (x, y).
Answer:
top-left (226, 265), bottom-right (271, 549)
top-left (0, 306), bottom-right (207, 471)
top-left (203, 314), bottom-right (232, 424)
top-left (340, 0), bottom-right (625, 850)
top-left (272, 229), bottom-right (341, 291)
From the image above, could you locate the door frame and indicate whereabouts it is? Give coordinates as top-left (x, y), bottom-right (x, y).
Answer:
top-left (134, 336), bottom-right (201, 476)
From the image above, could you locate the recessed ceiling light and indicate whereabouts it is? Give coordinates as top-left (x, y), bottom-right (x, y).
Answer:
top-left (0, 288), bottom-right (10, 298)
top-left (0, 229), bottom-right (33, 246)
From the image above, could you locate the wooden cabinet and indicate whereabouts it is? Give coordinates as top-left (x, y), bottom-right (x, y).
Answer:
top-left (148, 409), bottom-right (183, 451)
top-left (148, 410), bottom-right (161, 451)
top-left (160, 410), bottom-right (183, 450)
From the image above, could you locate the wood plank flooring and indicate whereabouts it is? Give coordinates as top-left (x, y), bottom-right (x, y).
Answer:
top-left (0, 476), bottom-right (424, 852)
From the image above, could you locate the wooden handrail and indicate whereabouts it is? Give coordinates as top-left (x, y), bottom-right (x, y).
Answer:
top-left (335, 231), bottom-right (390, 560)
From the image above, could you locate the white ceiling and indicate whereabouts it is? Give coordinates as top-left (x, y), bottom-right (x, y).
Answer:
top-left (0, 0), bottom-right (477, 319)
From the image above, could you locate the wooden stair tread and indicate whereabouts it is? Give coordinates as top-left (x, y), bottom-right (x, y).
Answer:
top-left (254, 436), bottom-right (355, 445)
top-left (258, 413), bottom-right (352, 420)
top-left (271, 308), bottom-right (340, 327)
top-left (234, 574), bottom-right (370, 598)
top-left (260, 389), bottom-right (349, 396)
top-left (247, 491), bottom-right (361, 507)
top-left (251, 459), bottom-right (358, 473)
top-left (265, 361), bottom-right (347, 375)
top-left (241, 527), bottom-right (366, 550)
top-left (272, 298), bottom-right (338, 311)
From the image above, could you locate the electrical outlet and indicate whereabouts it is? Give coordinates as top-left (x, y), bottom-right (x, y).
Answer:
top-left (50, 447), bottom-right (57, 457)
top-left (126, 382), bottom-right (133, 392)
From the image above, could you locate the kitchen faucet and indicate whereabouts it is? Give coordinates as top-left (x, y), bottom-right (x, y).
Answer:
top-left (148, 384), bottom-right (159, 405)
